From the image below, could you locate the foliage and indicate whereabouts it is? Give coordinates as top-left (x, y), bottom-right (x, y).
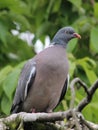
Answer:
top-left (0, 0), bottom-right (98, 123)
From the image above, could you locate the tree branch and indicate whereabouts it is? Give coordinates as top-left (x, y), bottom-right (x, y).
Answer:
top-left (70, 77), bottom-right (89, 109)
top-left (0, 110), bottom-right (72, 129)
top-left (71, 110), bottom-right (82, 130)
top-left (80, 115), bottom-right (98, 130)
top-left (76, 80), bottom-right (98, 112)
top-left (0, 78), bottom-right (98, 129)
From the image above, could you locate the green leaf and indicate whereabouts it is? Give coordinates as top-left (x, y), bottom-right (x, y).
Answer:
top-left (68, 0), bottom-right (82, 8)
top-left (0, 20), bottom-right (8, 44)
top-left (67, 38), bottom-right (77, 52)
top-left (84, 65), bottom-right (97, 84)
top-left (36, 22), bottom-right (53, 38)
top-left (0, 0), bottom-right (13, 8)
top-left (10, 1), bottom-right (30, 15)
top-left (69, 60), bottom-right (76, 77)
top-left (52, 0), bottom-right (61, 12)
top-left (5, 36), bottom-right (34, 61)
top-left (0, 65), bottom-right (13, 85)
top-left (15, 61), bottom-right (26, 69)
top-left (94, 2), bottom-right (98, 18)
top-left (3, 68), bottom-right (21, 101)
top-left (46, 0), bottom-right (55, 18)
top-left (83, 106), bottom-right (93, 121)
top-left (0, 0), bottom-right (30, 15)
top-left (2, 61), bottom-right (25, 101)
top-left (1, 95), bottom-right (11, 115)
top-left (9, 14), bottom-right (31, 31)
top-left (90, 27), bottom-right (98, 53)
top-left (76, 58), bottom-right (97, 84)
top-left (0, 65), bottom-right (13, 96)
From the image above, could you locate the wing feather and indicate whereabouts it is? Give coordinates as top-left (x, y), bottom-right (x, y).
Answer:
top-left (59, 74), bottom-right (69, 103)
top-left (10, 59), bottom-right (36, 113)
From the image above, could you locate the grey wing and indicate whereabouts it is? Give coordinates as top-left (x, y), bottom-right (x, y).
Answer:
top-left (59, 74), bottom-right (69, 103)
top-left (10, 59), bottom-right (36, 113)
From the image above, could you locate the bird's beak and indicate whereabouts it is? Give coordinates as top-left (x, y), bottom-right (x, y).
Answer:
top-left (73, 33), bottom-right (81, 39)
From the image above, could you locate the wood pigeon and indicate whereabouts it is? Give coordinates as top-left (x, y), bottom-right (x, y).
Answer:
top-left (11, 27), bottom-right (81, 113)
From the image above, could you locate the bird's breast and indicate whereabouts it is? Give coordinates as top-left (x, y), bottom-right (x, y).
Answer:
top-left (35, 46), bottom-right (69, 88)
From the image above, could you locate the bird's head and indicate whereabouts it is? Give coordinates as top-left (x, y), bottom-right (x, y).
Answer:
top-left (52, 27), bottom-right (81, 47)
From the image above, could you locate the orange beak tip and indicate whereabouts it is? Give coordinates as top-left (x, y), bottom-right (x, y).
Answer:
top-left (73, 33), bottom-right (81, 39)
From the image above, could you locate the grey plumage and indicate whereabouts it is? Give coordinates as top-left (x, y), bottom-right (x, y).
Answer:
top-left (11, 27), bottom-right (81, 113)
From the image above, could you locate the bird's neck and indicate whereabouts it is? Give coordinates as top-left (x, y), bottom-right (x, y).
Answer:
top-left (51, 39), bottom-right (68, 48)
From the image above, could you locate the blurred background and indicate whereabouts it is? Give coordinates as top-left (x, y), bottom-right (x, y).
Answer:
top-left (0, 0), bottom-right (98, 123)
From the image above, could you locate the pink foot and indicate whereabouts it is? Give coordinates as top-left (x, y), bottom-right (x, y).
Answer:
top-left (30, 108), bottom-right (36, 113)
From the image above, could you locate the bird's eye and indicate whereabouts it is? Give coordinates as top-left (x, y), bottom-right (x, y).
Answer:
top-left (70, 31), bottom-right (73, 34)
top-left (65, 31), bottom-right (69, 34)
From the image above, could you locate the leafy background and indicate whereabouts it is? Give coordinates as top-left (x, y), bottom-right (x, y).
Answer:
top-left (0, 0), bottom-right (98, 123)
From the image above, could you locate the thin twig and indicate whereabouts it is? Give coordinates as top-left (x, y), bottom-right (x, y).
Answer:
top-left (80, 116), bottom-right (98, 130)
top-left (76, 80), bottom-right (98, 112)
top-left (70, 78), bottom-right (78, 109)
top-left (70, 77), bottom-right (89, 109)
top-left (78, 79), bottom-right (89, 96)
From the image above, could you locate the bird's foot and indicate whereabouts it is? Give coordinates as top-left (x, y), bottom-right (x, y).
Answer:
top-left (30, 108), bottom-right (36, 113)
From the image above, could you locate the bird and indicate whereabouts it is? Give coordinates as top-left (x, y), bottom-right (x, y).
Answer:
top-left (10, 27), bottom-right (81, 114)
